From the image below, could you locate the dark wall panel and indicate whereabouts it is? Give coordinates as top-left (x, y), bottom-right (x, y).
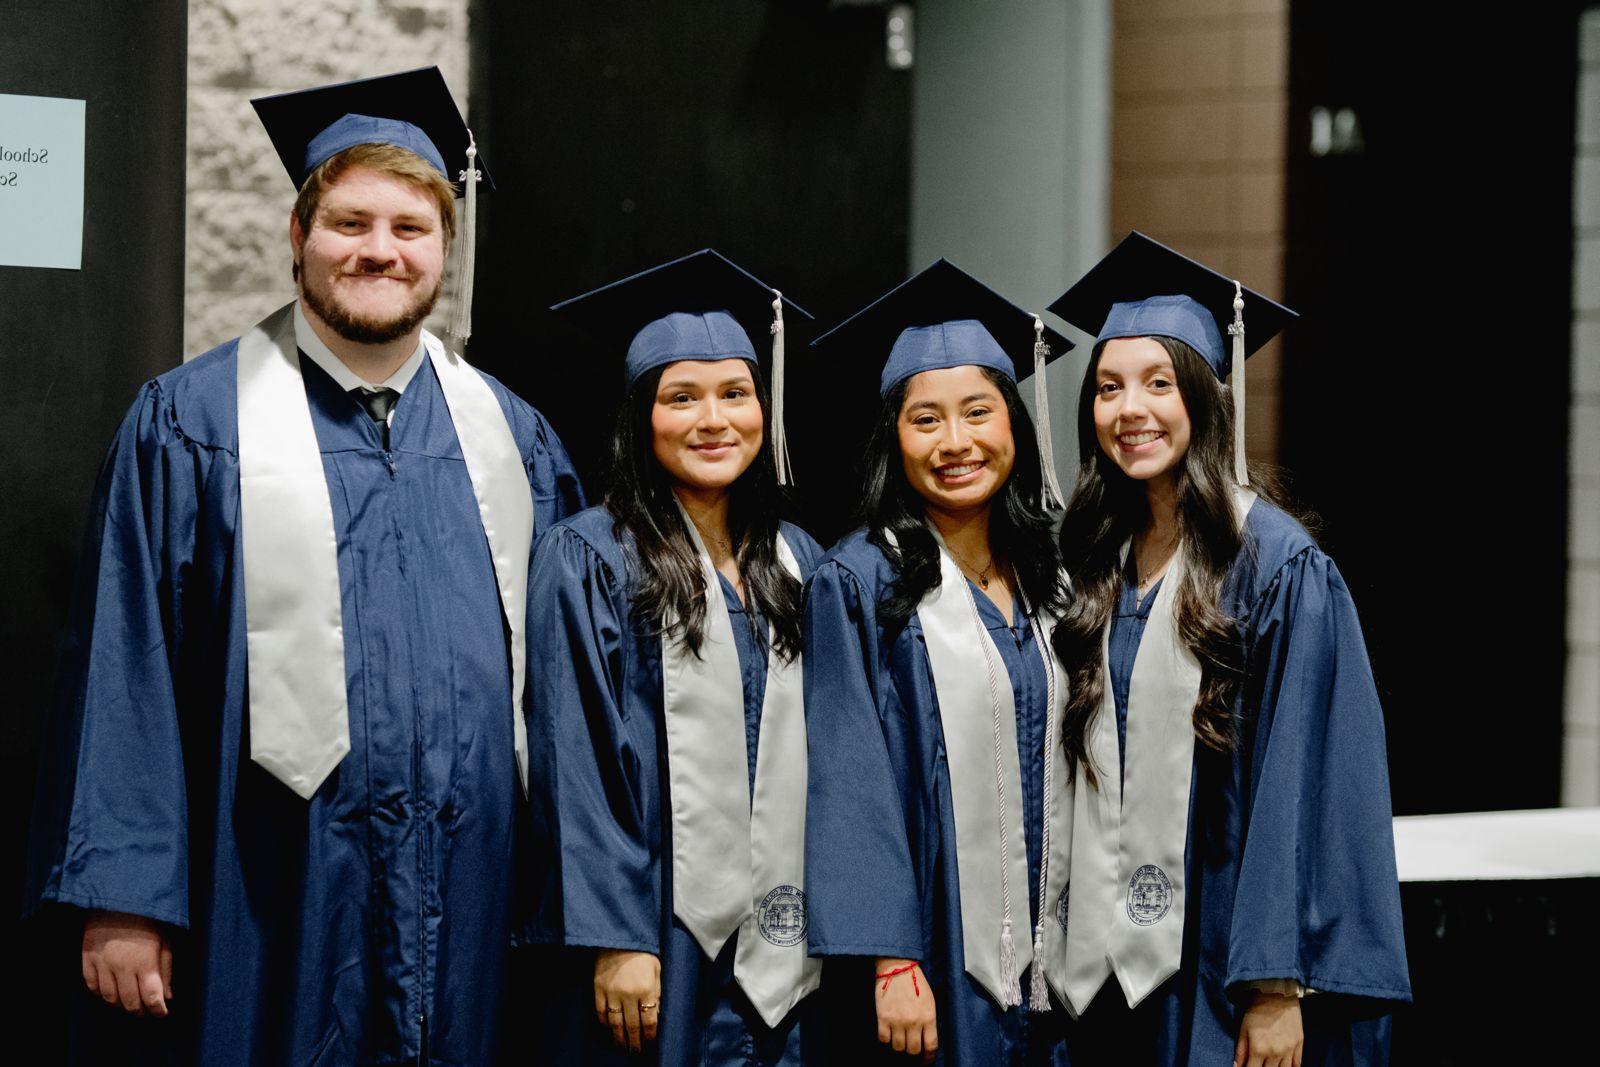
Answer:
top-left (0, 0), bottom-right (188, 1014)
top-left (1283, 4), bottom-right (1581, 815)
top-left (469, 0), bottom-right (911, 541)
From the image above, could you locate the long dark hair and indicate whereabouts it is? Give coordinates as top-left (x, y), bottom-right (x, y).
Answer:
top-left (1053, 336), bottom-right (1279, 789)
top-left (603, 362), bottom-right (803, 661)
top-left (858, 367), bottom-right (1070, 638)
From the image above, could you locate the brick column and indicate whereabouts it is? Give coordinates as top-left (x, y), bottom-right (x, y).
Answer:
top-left (1109, 0), bottom-right (1287, 462)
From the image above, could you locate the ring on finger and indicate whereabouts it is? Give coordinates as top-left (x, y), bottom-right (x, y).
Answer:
top-left (640, 1001), bottom-right (658, 1011)
top-left (606, 1006), bottom-right (623, 1015)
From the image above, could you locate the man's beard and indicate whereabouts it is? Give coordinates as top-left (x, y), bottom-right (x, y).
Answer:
top-left (299, 268), bottom-right (443, 345)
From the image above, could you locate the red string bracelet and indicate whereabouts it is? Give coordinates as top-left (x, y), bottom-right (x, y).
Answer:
top-left (874, 962), bottom-right (920, 996)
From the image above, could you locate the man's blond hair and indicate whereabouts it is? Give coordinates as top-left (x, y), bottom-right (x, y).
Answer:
top-left (292, 142), bottom-right (457, 279)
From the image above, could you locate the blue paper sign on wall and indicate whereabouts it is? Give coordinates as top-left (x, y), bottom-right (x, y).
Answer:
top-left (0, 93), bottom-right (87, 271)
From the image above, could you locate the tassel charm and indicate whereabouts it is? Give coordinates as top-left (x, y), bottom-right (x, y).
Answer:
top-left (1028, 922), bottom-right (1051, 1011)
top-left (770, 291), bottom-right (793, 486)
top-left (1031, 316), bottom-right (1066, 510)
top-left (1227, 281), bottom-right (1247, 487)
top-left (999, 917), bottom-right (1022, 1008)
top-left (449, 131), bottom-right (481, 346)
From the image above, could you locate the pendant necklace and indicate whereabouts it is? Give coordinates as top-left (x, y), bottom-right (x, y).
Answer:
top-left (947, 544), bottom-right (996, 589)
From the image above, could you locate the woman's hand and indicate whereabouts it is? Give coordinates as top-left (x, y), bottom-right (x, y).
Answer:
top-left (82, 910), bottom-right (173, 1016)
top-left (1234, 989), bottom-right (1303, 1067)
top-left (594, 949), bottom-right (661, 1053)
top-left (875, 957), bottom-right (937, 1063)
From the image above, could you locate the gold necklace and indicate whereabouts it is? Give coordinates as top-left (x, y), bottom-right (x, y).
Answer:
top-left (688, 516), bottom-right (733, 554)
top-left (1135, 531), bottom-right (1177, 595)
top-left (947, 545), bottom-right (996, 589)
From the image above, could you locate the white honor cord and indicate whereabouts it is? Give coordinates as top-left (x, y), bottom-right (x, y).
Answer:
top-left (1228, 280), bottom-right (1247, 487)
top-left (449, 130), bottom-right (480, 345)
top-left (966, 587), bottom-right (1023, 1007)
top-left (1027, 610), bottom-right (1058, 1012)
top-left (1032, 316), bottom-right (1066, 510)
top-left (770, 290), bottom-right (792, 486)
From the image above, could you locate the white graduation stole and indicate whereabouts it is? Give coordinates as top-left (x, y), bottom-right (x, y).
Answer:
top-left (903, 526), bottom-right (1069, 1009)
top-left (662, 512), bottom-right (820, 1027)
top-left (1048, 488), bottom-right (1256, 1014)
top-left (237, 302), bottom-right (534, 800)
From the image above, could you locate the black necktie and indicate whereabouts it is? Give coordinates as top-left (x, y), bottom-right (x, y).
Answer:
top-left (352, 387), bottom-right (399, 449)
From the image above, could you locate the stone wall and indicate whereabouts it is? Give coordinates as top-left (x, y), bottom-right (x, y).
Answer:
top-left (184, 0), bottom-right (469, 357)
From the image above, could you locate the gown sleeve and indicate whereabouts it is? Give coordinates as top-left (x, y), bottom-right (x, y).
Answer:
top-left (524, 408), bottom-right (585, 530)
top-left (25, 381), bottom-right (191, 928)
top-left (1225, 547), bottom-right (1411, 1004)
top-left (802, 560), bottom-right (925, 960)
top-left (526, 524), bottom-right (659, 953)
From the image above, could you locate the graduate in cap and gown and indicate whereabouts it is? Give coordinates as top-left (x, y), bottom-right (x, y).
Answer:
top-left (801, 261), bottom-right (1079, 1065)
top-left (24, 68), bottom-right (583, 1065)
top-left (1039, 232), bottom-right (1410, 1066)
top-left (524, 250), bottom-right (827, 1065)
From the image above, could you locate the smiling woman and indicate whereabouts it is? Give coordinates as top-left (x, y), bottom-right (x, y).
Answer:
top-left (524, 250), bottom-right (827, 1066)
top-left (1044, 233), bottom-right (1410, 1066)
top-left (650, 360), bottom-right (765, 503)
top-left (801, 260), bottom-right (1077, 1066)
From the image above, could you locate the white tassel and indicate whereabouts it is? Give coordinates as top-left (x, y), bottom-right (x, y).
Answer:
top-left (1028, 921), bottom-right (1051, 1011)
top-left (449, 131), bottom-right (480, 345)
top-left (770, 290), bottom-right (793, 486)
top-left (1031, 316), bottom-right (1066, 510)
top-left (999, 918), bottom-right (1022, 1007)
top-left (1227, 280), bottom-right (1247, 487)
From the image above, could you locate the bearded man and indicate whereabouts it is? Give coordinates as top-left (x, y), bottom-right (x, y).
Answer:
top-left (24, 69), bottom-right (583, 1065)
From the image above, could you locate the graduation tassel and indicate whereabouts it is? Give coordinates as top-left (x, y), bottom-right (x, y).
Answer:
top-left (449, 130), bottom-right (480, 346)
top-left (999, 917), bottom-right (1022, 1008)
top-left (1228, 280), bottom-right (1247, 487)
top-left (1032, 316), bottom-right (1066, 510)
top-left (1028, 921), bottom-right (1050, 1011)
top-left (770, 290), bottom-right (793, 486)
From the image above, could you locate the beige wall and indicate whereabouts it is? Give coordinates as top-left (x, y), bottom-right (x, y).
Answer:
top-left (1109, 0), bottom-right (1288, 462)
top-left (184, 0), bottom-right (470, 358)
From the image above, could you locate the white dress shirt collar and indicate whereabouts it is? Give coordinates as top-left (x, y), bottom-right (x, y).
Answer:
top-left (293, 301), bottom-right (426, 395)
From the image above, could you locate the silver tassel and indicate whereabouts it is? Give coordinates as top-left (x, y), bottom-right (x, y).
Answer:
top-left (1031, 316), bottom-right (1066, 509)
top-left (448, 130), bottom-right (480, 345)
top-left (770, 291), bottom-right (793, 486)
top-left (1228, 280), bottom-right (1247, 487)
top-left (1028, 921), bottom-right (1051, 1011)
top-left (999, 917), bottom-right (1022, 1007)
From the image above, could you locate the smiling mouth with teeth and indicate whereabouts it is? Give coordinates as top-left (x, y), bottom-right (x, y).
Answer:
top-left (937, 462), bottom-right (986, 477)
top-left (1118, 431), bottom-right (1166, 445)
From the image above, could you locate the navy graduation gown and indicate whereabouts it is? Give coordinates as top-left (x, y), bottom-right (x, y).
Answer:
top-left (521, 507), bottom-right (827, 1066)
top-left (802, 530), bottom-right (1070, 1066)
top-left (25, 339), bottom-right (583, 1066)
top-left (1066, 498), bottom-right (1410, 1066)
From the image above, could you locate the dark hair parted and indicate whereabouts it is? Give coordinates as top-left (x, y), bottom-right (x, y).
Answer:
top-left (603, 362), bottom-right (803, 662)
top-left (858, 367), bottom-right (1070, 639)
top-left (1053, 335), bottom-right (1281, 789)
